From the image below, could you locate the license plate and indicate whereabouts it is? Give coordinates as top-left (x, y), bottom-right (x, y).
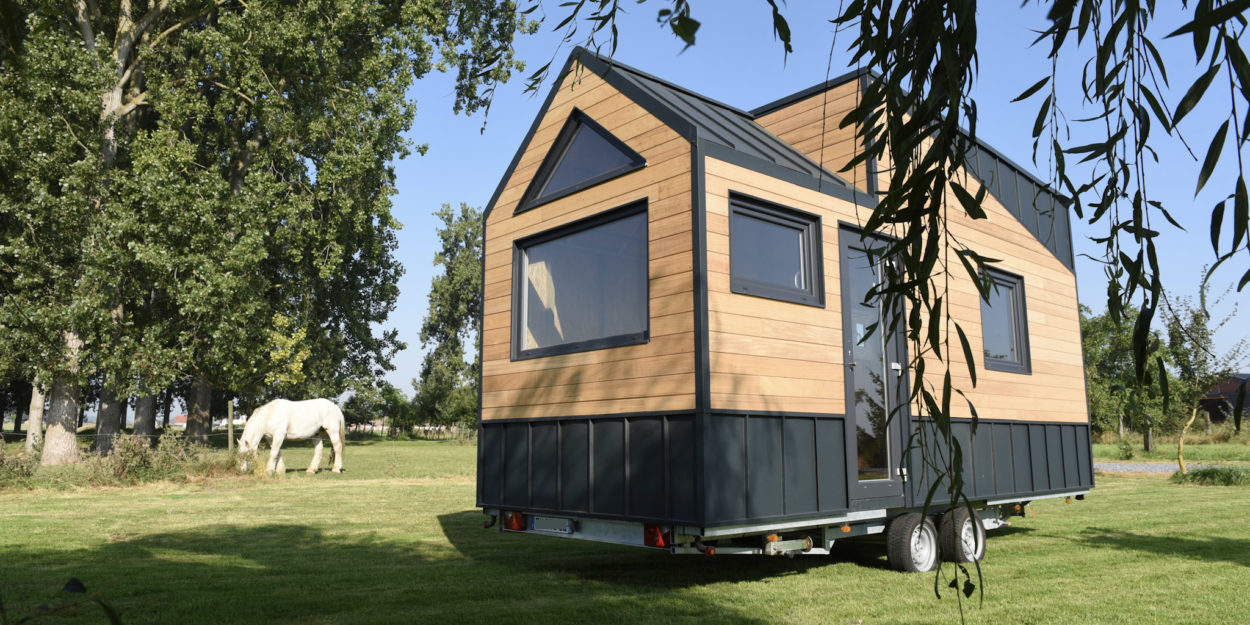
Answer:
top-left (530, 516), bottom-right (573, 534)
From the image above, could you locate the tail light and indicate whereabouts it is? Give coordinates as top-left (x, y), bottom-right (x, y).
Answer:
top-left (643, 524), bottom-right (669, 548)
top-left (503, 511), bottom-right (527, 531)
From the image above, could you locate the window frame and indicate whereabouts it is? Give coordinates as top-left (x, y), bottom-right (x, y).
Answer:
top-left (979, 267), bottom-right (1032, 375)
top-left (515, 108), bottom-right (647, 214)
top-left (728, 193), bottom-right (825, 307)
top-left (511, 200), bottom-right (650, 361)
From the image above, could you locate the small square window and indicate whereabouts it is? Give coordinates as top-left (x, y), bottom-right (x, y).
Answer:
top-left (728, 194), bottom-right (824, 307)
top-left (980, 268), bottom-right (1031, 374)
top-left (512, 202), bottom-right (649, 360)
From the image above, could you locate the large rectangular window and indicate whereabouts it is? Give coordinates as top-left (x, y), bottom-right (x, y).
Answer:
top-left (980, 267), bottom-right (1031, 374)
top-left (513, 202), bottom-right (649, 360)
top-left (728, 194), bottom-right (824, 306)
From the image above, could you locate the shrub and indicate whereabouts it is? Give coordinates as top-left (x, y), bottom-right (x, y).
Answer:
top-left (1117, 439), bottom-right (1135, 460)
top-left (0, 443), bottom-right (39, 486)
top-left (80, 432), bottom-right (242, 486)
top-left (1171, 466), bottom-right (1250, 486)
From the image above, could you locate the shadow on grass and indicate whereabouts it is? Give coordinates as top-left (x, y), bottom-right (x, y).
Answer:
top-left (438, 510), bottom-right (897, 585)
top-left (987, 524), bottom-right (1037, 538)
top-left (0, 521), bottom-right (775, 625)
top-left (1076, 526), bottom-right (1250, 567)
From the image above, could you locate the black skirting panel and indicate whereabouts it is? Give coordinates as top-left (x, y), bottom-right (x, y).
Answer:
top-left (702, 413), bottom-right (849, 525)
top-left (479, 413), bottom-right (1091, 527)
top-left (908, 420), bottom-right (1093, 506)
top-left (478, 414), bottom-right (699, 525)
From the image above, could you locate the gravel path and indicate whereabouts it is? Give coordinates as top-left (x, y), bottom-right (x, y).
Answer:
top-left (1094, 461), bottom-right (1209, 474)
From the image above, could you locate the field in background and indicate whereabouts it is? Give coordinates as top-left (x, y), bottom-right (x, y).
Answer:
top-left (1092, 440), bottom-right (1250, 464)
top-left (2, 440), bottom-right (1247, 625)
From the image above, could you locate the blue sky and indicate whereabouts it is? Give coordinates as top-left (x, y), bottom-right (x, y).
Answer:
top-left (385, 2), bottom-right (1248, 391)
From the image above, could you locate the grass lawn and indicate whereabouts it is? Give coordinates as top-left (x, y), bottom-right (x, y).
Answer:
top-left (1092, 441), bottom-right (1250, 464)
top-left (2, 439), bottom-right (1248, 625)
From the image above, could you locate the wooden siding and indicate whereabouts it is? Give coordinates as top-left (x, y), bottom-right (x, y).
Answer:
top-left (705, 157), bottom-right (1088, 424)
top-left (755, 79), bottom-right (875, 193)
top-left (481, 63), bottom-right (696, 420)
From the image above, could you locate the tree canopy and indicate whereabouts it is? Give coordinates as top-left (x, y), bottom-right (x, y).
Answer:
top-left (0, 1), bottom-right (533, 461)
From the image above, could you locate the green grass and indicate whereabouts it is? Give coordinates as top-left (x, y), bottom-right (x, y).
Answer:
top-left (1092, 441), bottom-right (1250, 464)
top-left (1171, 466), bottom-right (1250, 486)
top-left (3, 440), bottom-right (1249, 624)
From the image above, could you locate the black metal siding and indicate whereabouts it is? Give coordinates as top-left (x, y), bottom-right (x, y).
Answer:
top-left (699, 413), bottom-right (851, 524)
top-left (561, 421), bottom-right (589, 511)
top-left (531, 422), bottom-right (559, 509)
top-left (480, 414), bottom-right (700, 524)
top-left (783, 419), bottom-right (819, 515)
top-left (481, 415), bottom-right (1091, 526)
top-left (907, 420), bottom-right (1093, 507)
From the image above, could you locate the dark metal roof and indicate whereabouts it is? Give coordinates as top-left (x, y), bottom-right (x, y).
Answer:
top-left (576, 50), bottom-right (850, 190)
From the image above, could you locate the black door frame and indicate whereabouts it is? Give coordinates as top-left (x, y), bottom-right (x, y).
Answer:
top-left (838, 224), bottom-right (910, 506)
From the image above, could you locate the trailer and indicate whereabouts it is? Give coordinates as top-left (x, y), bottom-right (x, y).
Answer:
top-left (476, 49), bottom-right (1093, 572)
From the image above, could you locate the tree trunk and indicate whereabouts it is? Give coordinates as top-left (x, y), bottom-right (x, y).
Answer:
top-left (1143, 426), bottom-right (1153, 453)
top-left (160, 390), bottom-right (171, 429)
top-left (25, 382), bottom-right (45, 452)
top-left (227, 400), bottom-right (234, 452)
top-left (1204, 410), bottom-right (1212, 436)
top-left (1117, 414), bottom-right (1125, 439)
top-left (42, 333), bottom-right (84, 466)
top-left (13, 402), bottom-right (22, 433)
top-left (1178, 406), bottom-right (1199, 474)
top-left (133, 389), bottom-right (157, 443)
top-left (95, 384), bottom-right (124, 454)
top-left (186, 375), bottom-right (212, 444)
top-left (41, 377), bottom-right (82, 466)
top-left (0, 391), bottom-right (8, 434)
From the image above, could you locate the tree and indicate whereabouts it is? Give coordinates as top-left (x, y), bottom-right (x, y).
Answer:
top-left (1081, 305), bottom-right (1169, 445)
top-left (1165, 279), bottom-right (1247, 471)
top-left (414, 204), bottom-right (483, 431)
top-left (344, 379), bottom-right (413, 434)
top-left (1, 2), bottom-right (534, 461)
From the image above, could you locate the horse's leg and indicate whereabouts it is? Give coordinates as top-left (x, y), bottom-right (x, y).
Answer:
top-left (330, 430), bottom-right (344, 473)
top-left (267, 432), bottom-right (287, 475)
top-left (307, 439), bottom-right (323, 474)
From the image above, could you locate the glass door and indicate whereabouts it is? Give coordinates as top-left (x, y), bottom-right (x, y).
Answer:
top-left (840, 229), bottom-right (907, 502)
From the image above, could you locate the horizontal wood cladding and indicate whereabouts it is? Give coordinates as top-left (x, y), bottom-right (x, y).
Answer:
top-left (481, 61), bottom-right (696, 420)
top-left (705, 159), bottom-right (859, 416)
top-left (754, 80), bottom-right (874, 194)
top-left (705, 157), bottom-right (1089, 425)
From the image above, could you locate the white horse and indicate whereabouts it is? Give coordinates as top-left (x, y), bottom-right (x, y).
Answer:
top-left (238, 398), bottom-right (345, 475)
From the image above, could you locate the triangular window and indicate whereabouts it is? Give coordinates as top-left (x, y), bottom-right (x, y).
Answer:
top-left (517, 109), bottom-right (646, 212)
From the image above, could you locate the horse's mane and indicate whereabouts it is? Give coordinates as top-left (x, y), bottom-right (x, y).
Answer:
top-left (239, 402), bottom-right (272, 446)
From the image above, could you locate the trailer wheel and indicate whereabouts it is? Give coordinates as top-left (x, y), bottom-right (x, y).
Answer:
top-left (886, 513), bottom-right (939, 572)
top-left (939, 507), bottom-right (986, 563)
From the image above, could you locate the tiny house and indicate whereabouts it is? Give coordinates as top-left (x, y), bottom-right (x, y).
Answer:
top-left (477, 49), bottom-right (1092, 571)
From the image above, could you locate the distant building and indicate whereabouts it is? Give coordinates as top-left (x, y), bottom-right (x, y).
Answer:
top-left (1201, 373), bottom-right (1250, 423)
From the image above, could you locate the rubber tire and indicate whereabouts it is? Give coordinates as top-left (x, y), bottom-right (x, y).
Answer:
top-left (886, 512), bottom-right (939, 573)
top-left (938, 507), bottom-right (986, 563)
